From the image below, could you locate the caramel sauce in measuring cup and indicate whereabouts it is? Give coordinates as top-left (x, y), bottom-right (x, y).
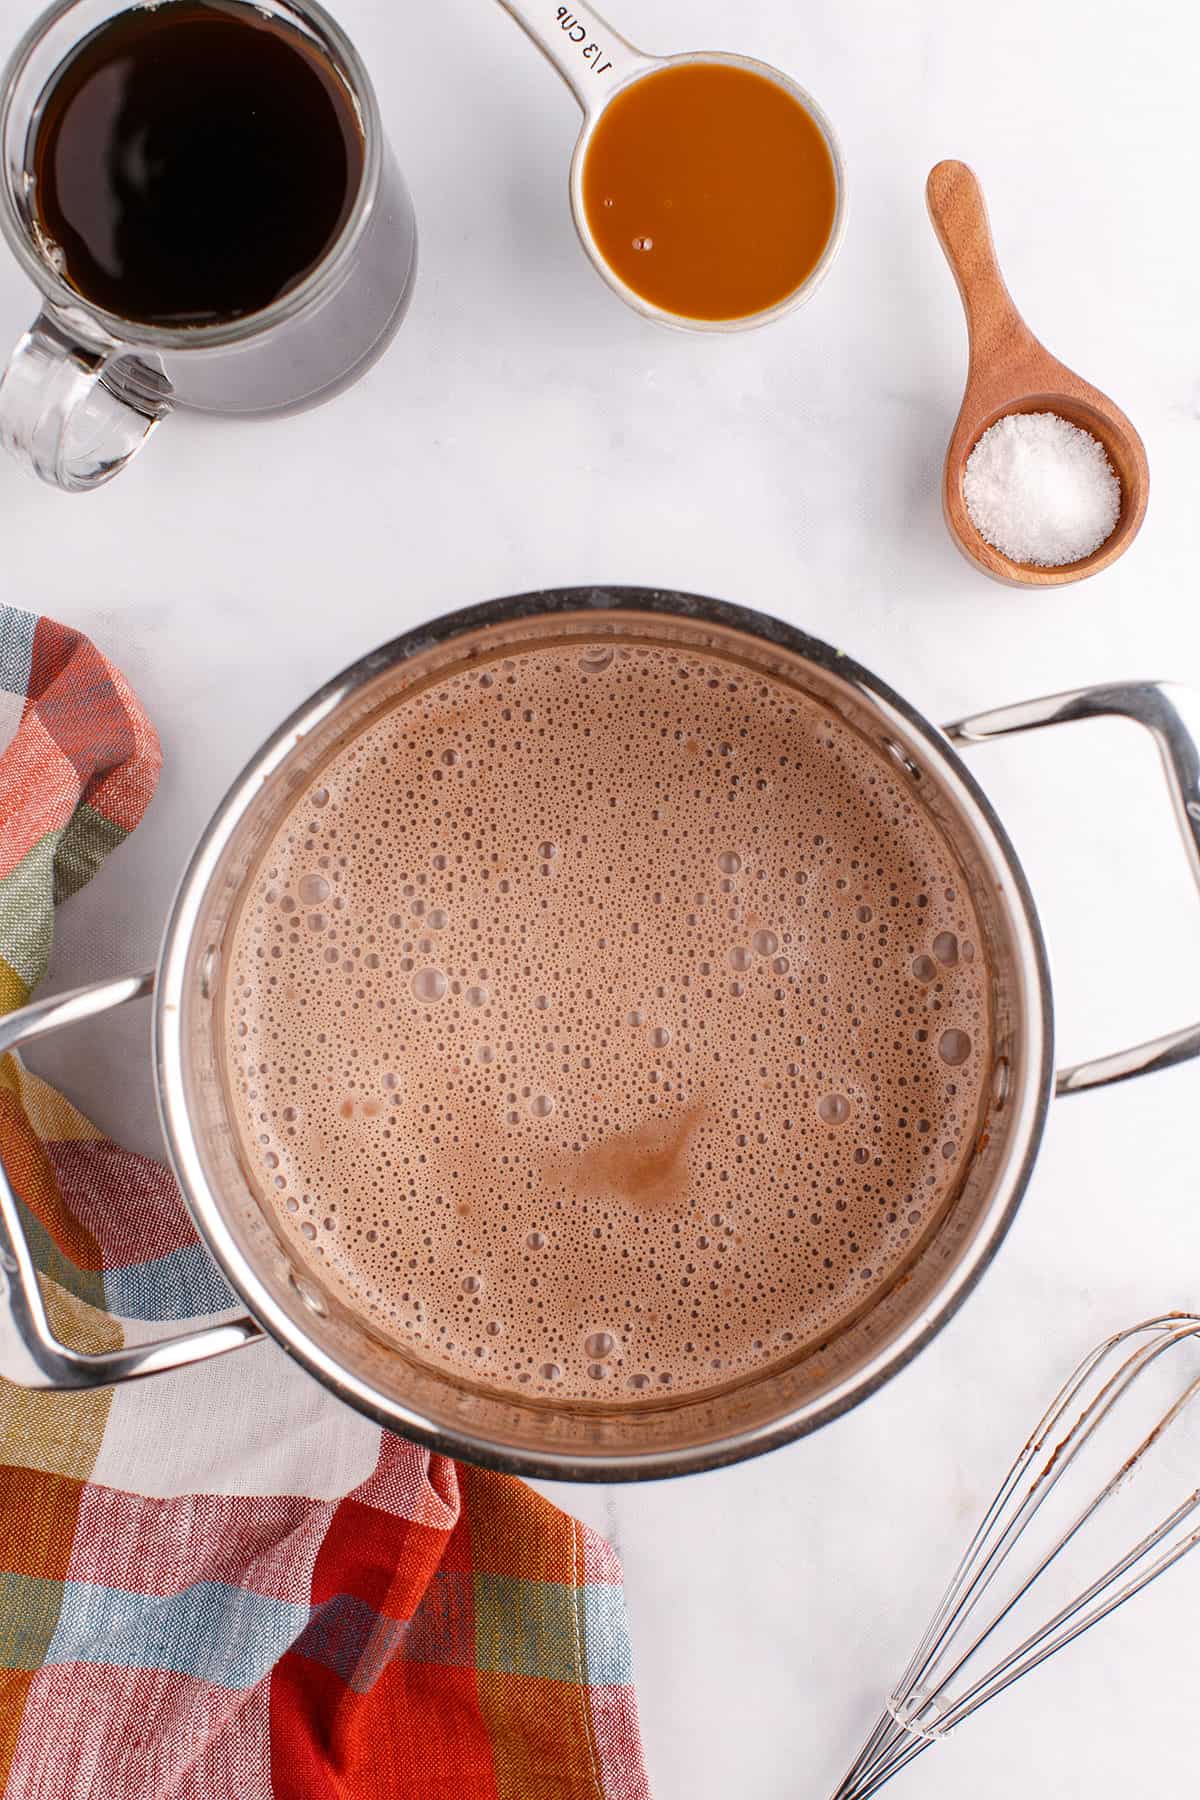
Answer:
top-left (494, 1), bottom-right (846, 330)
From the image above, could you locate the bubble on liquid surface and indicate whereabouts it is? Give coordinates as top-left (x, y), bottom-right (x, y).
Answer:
top-left (729, 946), bottom-right (752, 972)
top-left (650, 1026), bottom-right (671, 1048)
top-left (412, 967), bottom-right (447, 1003)
top-left (752, 929), bottom-right (779, 957)
top-left (529, 1094), bottom-right (555, 1118)
top-left (932, 931), bottom-right (959, 966)
top-left (466, 985), bottom-right (489, 1007)
top-left (298, 873), bottom-right (330, 905)
top-left (938, 1028), bottom-right (972, 1066)
top-left (912, 955), bottom-right (937, 983)
top-left (585, 1331), bottom-right (615, 1360)
top-left (818, 1093), bottom-right (851, 1126)
top-left (579, 646), bottom-right (613, 673)
top-left (717, 851), bottom-right (741, 875)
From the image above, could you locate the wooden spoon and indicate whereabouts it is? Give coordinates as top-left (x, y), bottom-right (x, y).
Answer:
top-left (926, 159), bottom-right (1148, 588)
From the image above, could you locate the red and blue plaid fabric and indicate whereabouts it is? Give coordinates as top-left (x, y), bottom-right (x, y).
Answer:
top-left (0, 607), bottom-right (651, 1800)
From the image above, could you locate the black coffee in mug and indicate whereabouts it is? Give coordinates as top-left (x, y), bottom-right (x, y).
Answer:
top-left (31, 0), bottom-right (365, 327)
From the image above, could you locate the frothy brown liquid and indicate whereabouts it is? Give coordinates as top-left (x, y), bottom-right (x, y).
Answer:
top-left (225, 637), bottom-right (991, 1402)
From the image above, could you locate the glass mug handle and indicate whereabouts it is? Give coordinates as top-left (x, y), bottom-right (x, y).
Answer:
top-left (0, 309), bottom-right (172, 491)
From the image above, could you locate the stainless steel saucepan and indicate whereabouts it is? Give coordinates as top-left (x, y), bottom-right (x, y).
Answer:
top-left (2, 589), bottom-right (1197, 1479)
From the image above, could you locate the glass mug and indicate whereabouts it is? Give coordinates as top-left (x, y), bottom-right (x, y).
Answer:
top-left (0, 0), bottom-right (416, 491)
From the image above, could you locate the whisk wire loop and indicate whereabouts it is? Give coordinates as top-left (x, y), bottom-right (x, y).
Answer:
top-left (830, 1314), bottom-right (1200, 1800)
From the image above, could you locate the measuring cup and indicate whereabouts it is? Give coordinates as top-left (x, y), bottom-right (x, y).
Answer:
top-left (493, 0), bottom-right (847, 331)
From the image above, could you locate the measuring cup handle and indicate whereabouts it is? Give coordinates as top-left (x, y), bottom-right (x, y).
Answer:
top-left (944, 681), bottom-right (1200, 1096)
top-left (491, 0), bottom-right (650, 112)
top-left (0, 309), bottom-right (172, 492)
top-left (0, 971), bottom-right (263, 1389)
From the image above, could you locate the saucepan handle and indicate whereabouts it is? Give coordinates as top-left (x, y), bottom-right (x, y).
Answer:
top-left (944, 681), bottom-right (1200, 1097)
top-left (0, 971), bottom-right (263, 1389)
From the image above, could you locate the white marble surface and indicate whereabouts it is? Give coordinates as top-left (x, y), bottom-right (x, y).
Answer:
top-left (2, 0), bottom-right (1198, 1792)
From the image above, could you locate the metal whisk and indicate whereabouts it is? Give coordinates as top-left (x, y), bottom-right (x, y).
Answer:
top-left (832, 1313), bottom-right (1200, 1799)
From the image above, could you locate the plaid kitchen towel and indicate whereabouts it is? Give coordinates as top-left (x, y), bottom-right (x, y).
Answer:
top-left (0, 607), bottom-right (651, 1800)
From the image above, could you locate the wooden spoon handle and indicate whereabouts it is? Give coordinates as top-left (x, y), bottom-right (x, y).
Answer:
top-left (926, 160), bottom-right (1039, 382)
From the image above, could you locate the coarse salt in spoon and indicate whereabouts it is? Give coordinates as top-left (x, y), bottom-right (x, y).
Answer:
top-left (926, 158), bottom-right (1149, 588)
